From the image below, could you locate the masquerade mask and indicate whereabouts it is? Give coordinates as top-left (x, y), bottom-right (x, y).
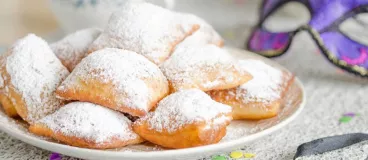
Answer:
top-left (246, 0), bottom-right (368, 77)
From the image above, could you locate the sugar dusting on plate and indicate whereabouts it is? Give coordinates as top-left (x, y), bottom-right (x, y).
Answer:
top-left (141, 89), bottom-right (232, 133)
top-left (4, 34), bottom-right (69, 123)
top-left (38, 102), bottom-right (139, 144)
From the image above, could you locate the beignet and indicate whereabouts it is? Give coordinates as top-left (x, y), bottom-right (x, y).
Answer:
top-left (175, 13), bottom-right (224, 48)
top-left (160, 44), bottom-right (252, 92)
top-left (88, 2), bottom-right (201, 64)
top-left (133, 89), bottom-right (232, 149)
top-left (0, 34), bottom-right (69, 123)
top-left (208, 60), bottom-right (294, 120)
top-left (51, 28), bottom-right (101, 71)
top-left (56, 48), bottom-right (169, 117)
top-left (29, 102), bottom-right (143, 149)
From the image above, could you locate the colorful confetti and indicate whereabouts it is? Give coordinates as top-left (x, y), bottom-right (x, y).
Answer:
top-left (339, 112), bottom-right (359, 123)
top-left (244, 153), bottom-right (255, 158)
top-left (49, 153), bottom-right (62, 160)
top-left (212, 155), bottom-right (227, 160)
top-left (343, 112), bottom-right (358, 117)
top-left (339, 116), bottom-right (352, 123)
top-left (230, 151), bottom-right (243, 159)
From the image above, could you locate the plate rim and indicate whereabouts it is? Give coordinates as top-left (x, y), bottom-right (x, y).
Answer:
top-left (0, 49), bottom-right (306, 159)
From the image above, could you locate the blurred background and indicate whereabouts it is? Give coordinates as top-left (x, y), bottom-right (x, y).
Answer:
top-left (0, 0), bottom-right (262, 46)
top-left (0, 1), bottom-right (58, 45)
top-left (1, 0), bottom-right (367, 45)
top-left (1, 0), bottom-right (367, 79)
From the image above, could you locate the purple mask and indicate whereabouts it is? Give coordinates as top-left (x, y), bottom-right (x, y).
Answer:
top-left (246, 0), bottom-right (368, 77)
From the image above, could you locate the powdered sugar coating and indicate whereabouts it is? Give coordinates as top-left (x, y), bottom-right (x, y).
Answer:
top-left (58, 48), bottom-right (167, 112)
top-left (176, 14), bottom-right (223, 48)
top-left (37, 102), bottom-right (139, 144)
top-left (4, 34), bottom-right (69, 123)
top-left (88, 2), bottom-right (199, 64)
top-left (51, 28), bottom-right (101, 71)
top-left (143, 89), bottom-right (232, 133)
top-left (236, 60), bottom-right (284, 103)
top-left (176, 30), bottom-right (220, 49)
top-left (160, 44), bottom-right (243, 91)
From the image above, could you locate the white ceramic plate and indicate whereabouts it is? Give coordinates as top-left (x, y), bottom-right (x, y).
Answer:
top-left (0, 47), bottom-right (306, 160)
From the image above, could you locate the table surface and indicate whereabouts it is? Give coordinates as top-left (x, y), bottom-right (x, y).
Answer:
top-left (1, 1), bottom-right (368, 160)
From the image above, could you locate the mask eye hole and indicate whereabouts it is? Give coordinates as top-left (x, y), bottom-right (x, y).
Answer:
top-left (339, 13), bottom-right (368, 46)
top-left (262, 2), bottom-right (310, 32)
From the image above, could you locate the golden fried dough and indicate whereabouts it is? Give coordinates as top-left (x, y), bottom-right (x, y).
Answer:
top-left (133, 89), bottom-right (232, 149)
top-left (29, 102), bottom-right (144, 149)
top-left (208, 60), bottom-right (294, 120)
top-left (160, 44), bottom-right (252, 92)
top-left (0, 34), bottom-right (69, 123)
top-left (0, 93), bottom-right (18, 117)
top-left (56, 48), bottom-right (169, 117)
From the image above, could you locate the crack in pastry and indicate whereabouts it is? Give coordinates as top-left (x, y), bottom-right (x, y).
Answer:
top-left (133, 89), bottom-right (232, 149)
top-left (208, 60), bottom-right (294, 120)
top-left (29, 102), bottom-right (144, 149)
top-left (51, 28), bottom-right (102, 71)
top-left (0, 34), bottom-right (69, 123)
top-left (56, 48), bottom-right (169, 117)
top-left (160, 44), bottom-right (252, 92)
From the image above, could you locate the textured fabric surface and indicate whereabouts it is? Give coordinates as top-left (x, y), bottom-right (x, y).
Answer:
top-left (1, 1), bottom-right (368, 160)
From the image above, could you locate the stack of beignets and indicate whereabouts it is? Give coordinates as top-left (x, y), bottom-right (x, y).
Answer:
top-left (0, 1), bottom-right (294, 150)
